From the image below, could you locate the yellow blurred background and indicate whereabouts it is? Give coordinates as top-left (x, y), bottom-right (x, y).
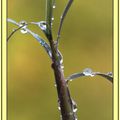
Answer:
top-left (8, 0), bottom-right (112, 120)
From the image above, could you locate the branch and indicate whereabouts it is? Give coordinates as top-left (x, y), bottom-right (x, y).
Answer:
top-left (56, 0), bottom-right (73, 47)
top-left (66, 68), bottom-right (113, 83)
top-left (7, 26), bottom-right (24, 41)
top-left (7, 18), bottom-right (52, 59)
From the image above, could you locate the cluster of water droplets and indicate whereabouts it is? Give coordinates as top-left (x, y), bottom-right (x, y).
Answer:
top-left (19, 20), bottom-right (28, 34)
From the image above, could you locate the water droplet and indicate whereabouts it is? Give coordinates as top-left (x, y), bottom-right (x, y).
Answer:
top-left (48, 51), bottom-right (52, 58)
top-left (20, 29), bottom-right (28, 34)
top-left (60, 65), bottom-right (64, 69)
top-left (60, 16), bottom-right (63, 19)
top-left (54, 84), bottom-right (57, 87)
top-left (39, 21), bottom-right (47, 31)
top-left (58, 106), bottom-right (61, 110)
top-left (39, 40), bottom-right (45, 46)
top-left (106, 72), bottom-right (113, 76)
top-left (72, 99), bottom-right (77, 113)
top-left (51, 17), bottom-right (54, 21)
top-left (70, 79), bottom-right (73, 82)
top-left (53, 5), bottom-right (56, 8)
top-left (73, 108), bottom-right (77, 113)
top-left (58, 51), bottom-right (63, 64)
top-left (83, 68), bottom-right (93, 77)
top-left (19, 20), bottom-right (28, 34)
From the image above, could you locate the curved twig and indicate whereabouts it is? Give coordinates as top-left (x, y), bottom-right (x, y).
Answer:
top-left (66, 68), bottom-right (113, 83)
top-left (56, 0), bottom-right (73, 47)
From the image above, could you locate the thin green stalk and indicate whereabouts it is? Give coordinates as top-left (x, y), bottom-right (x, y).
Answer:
top-left (45, 0), bottom-right (54, 39)
top-left (46, 0), bottom-right (53, 27)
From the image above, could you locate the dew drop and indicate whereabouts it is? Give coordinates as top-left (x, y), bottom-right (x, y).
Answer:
top-left (53, 5), bottom-right (56, 8)
top-left (58, 106), bottom-right (61, 110)
top-left (72, 99), bottom-right (77, 113)
top-left (54, 84), bottom-right (57, 87)
top-left (19, 20), bottom-right (28, 34)
top-left (39, 40), bottom-right (45, 46)
top-left (61, 65), bottom-right (64, 69)
top-left (48, 51), bottom-right (52, 58)
top-left (73, 108), bottom-right (77, 113)
top-left (106, 72), bottom-right (113, 76)
top-left (83, 68), bottom-right (93, 77)
top-left (51, 17), bottom-right (54, 21)
top-left (20, 29), bottom-right (28, 34)
top-left (39, 21), bottom-right (47, 31)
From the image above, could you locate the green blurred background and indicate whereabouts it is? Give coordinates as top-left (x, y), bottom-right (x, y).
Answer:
top-left (8, 0), bottom-right (112, 120)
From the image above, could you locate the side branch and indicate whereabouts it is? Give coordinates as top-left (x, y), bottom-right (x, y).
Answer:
top-left (56, 0), bottom-right (73, 47)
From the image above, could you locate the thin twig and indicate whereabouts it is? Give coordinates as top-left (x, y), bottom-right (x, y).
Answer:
top-left (56, 0), bottom-right (73, 47)
top-left (7, 25), bottom-right (25, 41)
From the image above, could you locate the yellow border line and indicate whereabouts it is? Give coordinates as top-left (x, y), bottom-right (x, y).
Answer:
top-left (0, 0), bottom-right (1, 119)
top-left (2, 0), bottom-right (7, 119)
top-left (114, 0), bottom-right (119, 119)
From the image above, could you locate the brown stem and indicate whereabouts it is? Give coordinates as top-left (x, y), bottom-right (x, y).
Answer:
top-left (52, 63), bottom-right (76, 120)
top-left (49, 38), bottom-right (76, 120)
